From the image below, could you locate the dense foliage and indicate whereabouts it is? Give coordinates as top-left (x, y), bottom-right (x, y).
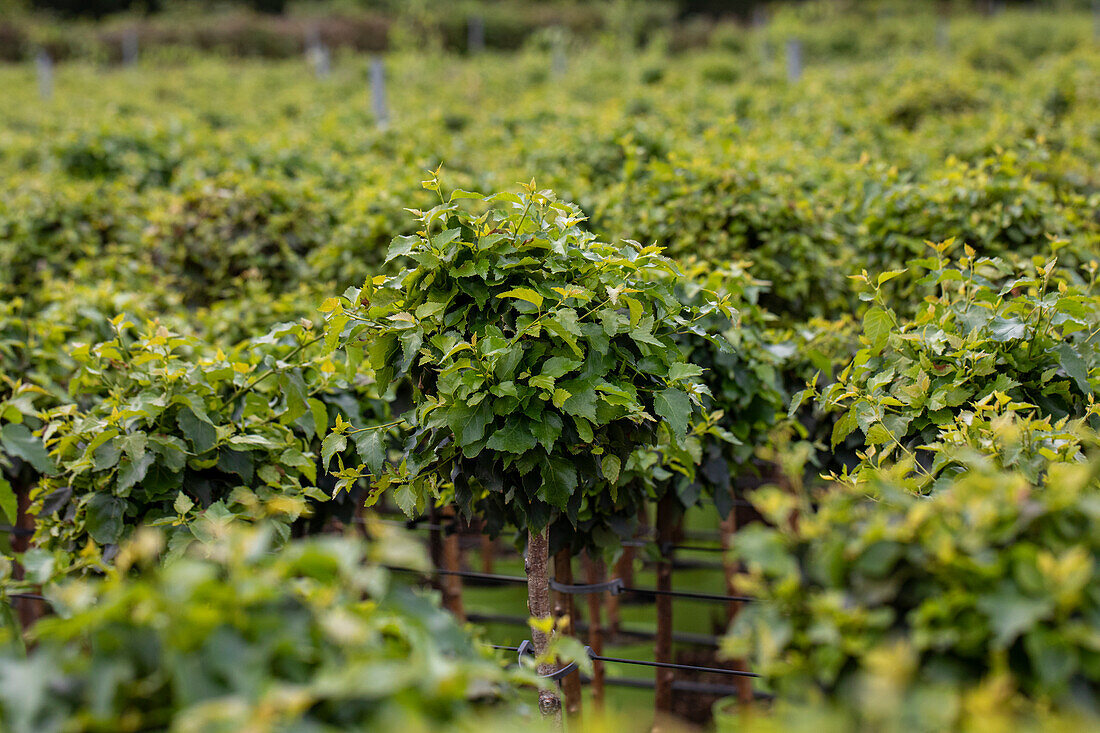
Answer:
top-left (0, 523), bottom-right (528, 732)
top-left (725, 456), bottom-right (1100, 717)
top-left (0, 2), bottom-right (1098, 727)
top-left (324, 174), bottom-right (710, 552)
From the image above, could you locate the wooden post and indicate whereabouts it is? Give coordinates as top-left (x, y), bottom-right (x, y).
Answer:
top-left (526, 528), bottom-right (562, 721)
top-left (554, 548), bottom-right (583, 721)
top-left (653, 492), bottom-right (676, 719)
top-left (720, 507), bottom-right (754, 706)
top-left (440, 505), bottom-right (465, 622)
top-left (608, 503), bottom-right (645, 637)
top-left (582, 552), bottom-right (606, 709)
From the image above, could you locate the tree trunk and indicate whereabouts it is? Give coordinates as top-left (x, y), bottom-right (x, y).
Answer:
top-left (582, 552), bottom-right (606, 709)
top-left (526, 527), bottom-right (562, 721)
top-left (653, 492), bottom-right (676, 719)
top-left (480, 531), bottom-right (495, 574)
top-left (13, 482), bottom-right (43, 629)
top-left (554, 548), bottom-right (583, 721)
top-left (440, 505), bottom-right (465, 621)
top-left (608, 503), bottom-right (646, 638)
top-left (721, 506), bottom-right (754, 706)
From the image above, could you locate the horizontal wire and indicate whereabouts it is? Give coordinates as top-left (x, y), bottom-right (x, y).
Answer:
top-left (386, 564), bottom-right (755, 603)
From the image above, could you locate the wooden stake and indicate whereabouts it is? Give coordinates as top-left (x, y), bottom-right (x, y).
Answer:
top-left (582, 552), bottom-right (606, 709)
top-left (554, 548), bottom-right (583, 721)
top-left (441, 505), bottom-right (465, 622)
top-left (527, 528), bottom-right (562, 721)
top-left (653, 492), bottom-right (676, 718)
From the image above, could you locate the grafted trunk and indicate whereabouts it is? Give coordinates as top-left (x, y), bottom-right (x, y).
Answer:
top-left (582, 552), bottom-right (606, 709)
top-left (526, 528), bottom-right (562, 722)
top-left (554, 548), bottom-right (582, 721)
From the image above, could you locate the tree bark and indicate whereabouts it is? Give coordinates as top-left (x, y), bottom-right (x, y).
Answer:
top-left (721, 506), bottom-right (754, 706)
top-left (526, 527), bottom-right (562, 721)
top-left (582, 552), bottom-right (606, 709)
top-left (653, 492), bottom-right (676, 719)
top-left (12, 482), bottom-right (43, 629)
top-left (554, 548), bottom-right (582, 721)
top-left (440, 505), bottom-right (465, 621)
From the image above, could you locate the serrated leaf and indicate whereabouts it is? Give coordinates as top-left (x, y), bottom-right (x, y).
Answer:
top-left (653, 388), bottom-right (690, 441)
top-left (601, 455), bottom-right (621, 485)
top-left (177, 407), bottom-right (216, 453)
top-left (85, 494), bottom-right (126, 545)
top-left (1, 423), bottom-right (55, 475)
top-left (486, 420), bottom-right (537, 454)
top-left (321, 433), bottom-right (347, 471)
top-left (668, 363), bottom-right (705, 382)
top-left (353, 429), bottom-right (386, 475)
top-left (863, 307), bottom-right (893, 353)
top-left (0, 477), bottom-right (16, 524)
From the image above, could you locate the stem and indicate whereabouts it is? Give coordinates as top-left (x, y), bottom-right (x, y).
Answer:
top-left (526, 527), bottom-right (562, 722)
top-left (225, 334), bottom-right (324, 407)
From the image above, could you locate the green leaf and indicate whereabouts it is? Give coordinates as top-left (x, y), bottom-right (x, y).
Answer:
top-left (321, 433), bottom-right (347, 472)
top-left (976, 584), bottom-right (1053, 648)
top-left (496, 287), bottom-right (544, 310)
top-left (1055, 343), bottom-right (1092, 395)
top-left (539, 457), bottom-right (577, 510)
top-left (559, 380), bottom-right (597, 422)
top-left (668, 363), bottom-right (705, 382)
top-left (530, 412), bottom-right (563, 452)
top-left (174, 492), bottom-right (194, 514)
top-left (447, 401), bottom-right (493, 447)
top-left (540, 356), bottom-right (582, 379)
top-left (601, 455), bottom-right (621, 485)
top-left (353, 429), bottom-right (386, 476)
top-left (0, 423), bottom-right (55, 475)
top-left (988, 316), bottom-right (1026, 342)
top-left (177, 407), bottom-right (216, 453)
top-left (0, 477), bottom-right (16, 525)
top-left (85, 494), bottom-right (127, 545)
top-left (863, 307), bottom-right (893, 353)
top-left (486, 420), bottom-right (537, 454)
top-left (385, 235), bottom-right (419, 263)
top-left (653, 388), bottom-right (690, 441)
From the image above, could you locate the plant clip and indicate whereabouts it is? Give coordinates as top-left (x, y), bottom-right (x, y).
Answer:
top-left (548, 577), bottom-right (625, 596)
top-left (516, 639), bottom-right (592, 681)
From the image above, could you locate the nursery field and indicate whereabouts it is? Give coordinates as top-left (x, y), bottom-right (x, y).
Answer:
top-left (1, 3), bottom-right (1099, 731)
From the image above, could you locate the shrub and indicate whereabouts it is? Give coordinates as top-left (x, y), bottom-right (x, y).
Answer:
top-left (144, 174), bottom-right (335, 305)
top-left (322, 172), bottom-right (709, 711)
top-left (0, 523), bottom-right (527, 732)
top-left (810, 247), bottom-right (1099, 489)
top-left (29, 318), bottom-right (374, 563)
top-left (725, 456), bottom-right (1100, 713)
